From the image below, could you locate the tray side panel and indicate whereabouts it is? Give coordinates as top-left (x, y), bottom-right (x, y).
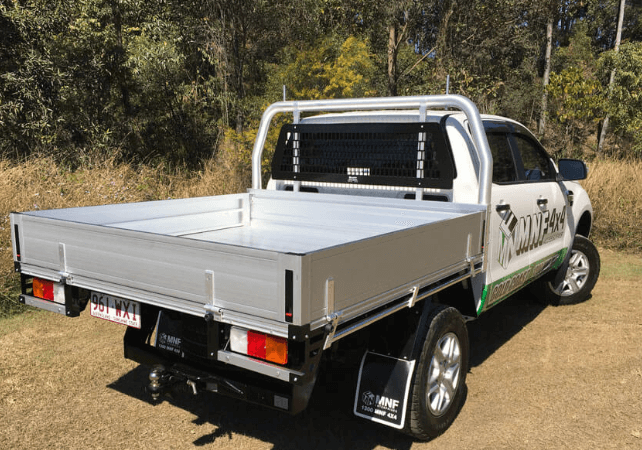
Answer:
top-left (304, 211), bottom-right (484, 324)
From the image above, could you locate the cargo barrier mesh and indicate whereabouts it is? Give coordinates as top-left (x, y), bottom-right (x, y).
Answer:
top-left (271, 123), bottom-right (454, 189)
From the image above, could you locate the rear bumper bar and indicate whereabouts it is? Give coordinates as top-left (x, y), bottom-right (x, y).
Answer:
top-left (124, 328), bottom-right (317, 414)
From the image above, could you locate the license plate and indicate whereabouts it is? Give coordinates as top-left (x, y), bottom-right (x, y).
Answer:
top-left (90, 292), bottom-right (141, 329)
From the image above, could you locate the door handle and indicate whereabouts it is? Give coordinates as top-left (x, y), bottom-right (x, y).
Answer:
top-left (537, 198), bottom-right (548, 207)
top-left (496, 203), bottom-right (511, 213)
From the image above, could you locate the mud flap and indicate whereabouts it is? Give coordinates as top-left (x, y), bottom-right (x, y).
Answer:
top-left (353, 351), bottom-right (416, 429)
top-left (154, 311), bottom-right (184, 357)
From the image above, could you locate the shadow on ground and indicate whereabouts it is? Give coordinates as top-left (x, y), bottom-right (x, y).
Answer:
top-left (107, 292), bottom-right (546, 449)
top-left (109, 363), bottom-right (412, 449)
top-left (467, 292), bottom-right (546, 368)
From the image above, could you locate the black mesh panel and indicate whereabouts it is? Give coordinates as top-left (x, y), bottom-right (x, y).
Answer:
top-left (271, 123), bottom-right (454, 189)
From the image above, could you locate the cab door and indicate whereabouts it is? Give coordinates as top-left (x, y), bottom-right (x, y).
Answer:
top-left (483, 130), bottom-right (535, 313)
top-left (510, 132), bottom-right (570, 270)
top-left (481, 125), bottom-right (569, 313)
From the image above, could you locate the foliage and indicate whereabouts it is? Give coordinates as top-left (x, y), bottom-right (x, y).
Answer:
top-left (547, 68), bottom-right (603, 123)
top-left (0, 1), bottom-right (69, 158)
top-left (598, 42), bottom-right (642, 155)
top-left (271, 35), bottom-right (375, 100)
top-left (1, 0), bottom-right (642, 168)
top-left (0, 0), bottom-right (222, 168)
top-left (543, 21), bottom-right (605, 154)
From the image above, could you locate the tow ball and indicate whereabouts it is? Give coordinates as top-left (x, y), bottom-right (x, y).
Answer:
top-left (148, 365), bottom-right (169, 399)
top-left (148, 365), bottom-right (200, 400)
top-left (147, 365), bottom-right (188, 399)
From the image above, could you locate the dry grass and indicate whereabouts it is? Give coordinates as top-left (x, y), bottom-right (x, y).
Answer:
top-left (0, 146), bottom-right (250, 316)
top-left (583, 159), bottom-right (642, 253)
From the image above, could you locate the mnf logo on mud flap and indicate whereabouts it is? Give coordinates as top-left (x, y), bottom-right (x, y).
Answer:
top-left (497, 205), bottom-right (566, 269)
top-left (157, 332), bottom-right (182, 355)
top-left (361, 391), bottom-right (400, 411)
top-left (155, 312), bottom-right (183, 356)
top-left (354, 353), bottom-right (415, 429)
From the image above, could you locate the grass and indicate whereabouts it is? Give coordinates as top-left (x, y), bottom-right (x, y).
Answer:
top-left (0, 152), bottom-right (640, 316)
top-left (583, 159), bottom-right (642, 253)
top-left (598, 249), bottom-right (642, 280)
top-left (0, 274), bottom-right (25, 317)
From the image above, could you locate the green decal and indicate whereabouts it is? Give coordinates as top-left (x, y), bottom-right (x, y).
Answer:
top-left (552, 247), bottom-right (568, 270)
top-left (477, 248), bottom-right (568, 315)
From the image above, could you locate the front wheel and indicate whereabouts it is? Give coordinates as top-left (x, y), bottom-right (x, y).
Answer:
top-left (404, 305), bottom-right (469, 440)
top-left (535, 235), bottom-right (600, 306)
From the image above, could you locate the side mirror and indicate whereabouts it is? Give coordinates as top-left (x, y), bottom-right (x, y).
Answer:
top-left (558, 159), bottom-right (588, 181)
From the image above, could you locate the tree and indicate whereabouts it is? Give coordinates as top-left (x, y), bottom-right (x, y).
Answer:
top-left (597, 0), bottom-right (626, 152)
top-left (598, 41), bottom-right (642, 155)
top-left (269, 35), bottom-right (374, 101)
top-left (547, 22), bottom-right (604, 152)
top-left (2, 0), bottom-right (641, 165)
top-left (0, 1), bottom-right (71, 158)
top-left (411, 0), bottom-right (546, 117)
top-left (539, 2), bottom-right (556, 136)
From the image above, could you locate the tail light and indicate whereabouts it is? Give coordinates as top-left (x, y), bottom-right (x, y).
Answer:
top-left (230, 327), bottom-right (288, 365)
top-left (31, 277), bottom-right (66, 304)
top-left (33, 278), bottom-right (55, 301)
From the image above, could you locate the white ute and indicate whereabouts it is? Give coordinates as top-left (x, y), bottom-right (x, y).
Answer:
top-left (11, 95), bottom-right (599, 440)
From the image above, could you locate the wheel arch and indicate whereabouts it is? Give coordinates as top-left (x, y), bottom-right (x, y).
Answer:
top-left (432, 281), bottom-right (477, 318)
top-left (576, 210), bottom-right (592, 238)
top-left (355, 293), bottom-right (473, 363)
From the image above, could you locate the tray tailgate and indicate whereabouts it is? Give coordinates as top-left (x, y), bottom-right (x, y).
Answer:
top-left (14, 214), bottom-right (290, 320)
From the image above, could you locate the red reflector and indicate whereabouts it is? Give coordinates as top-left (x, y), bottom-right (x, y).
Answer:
top-left (247, 330), bottom-right (266, 360)
top-left (33, 278), bottom-right (54, 301)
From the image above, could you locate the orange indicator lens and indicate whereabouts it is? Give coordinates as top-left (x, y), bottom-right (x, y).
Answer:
top-left (265, 335), bottom-right (288, 365)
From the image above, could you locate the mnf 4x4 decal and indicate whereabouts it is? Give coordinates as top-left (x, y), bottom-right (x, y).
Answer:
top-left (497, 205), bottom-right (566, 270)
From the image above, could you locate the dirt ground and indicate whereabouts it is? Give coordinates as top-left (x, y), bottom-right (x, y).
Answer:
top-left (1, 249), bottom-right (640, 450)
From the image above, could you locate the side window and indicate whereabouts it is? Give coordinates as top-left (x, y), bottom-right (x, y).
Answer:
top-left (487, 132), bottom-right (517, 183)
top-left (513, 134), bottom-right (555, 181)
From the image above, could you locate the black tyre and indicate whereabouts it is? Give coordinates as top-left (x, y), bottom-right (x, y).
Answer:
top-left (535, 235), bottom-right (600, 306)
top-left (404, 305), bottom-right (469, 440)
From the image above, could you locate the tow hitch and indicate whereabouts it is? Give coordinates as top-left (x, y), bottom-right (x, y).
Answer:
top-left (147, 364), bottom-right (245, 401)
top-left (147, 365), bottom-right (180, 400)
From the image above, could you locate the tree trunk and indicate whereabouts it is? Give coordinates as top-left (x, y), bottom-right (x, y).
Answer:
top-left (387, 24), bottom-right (398, 96)
top-left (435, 0), bottom-right (454, 77)
top-left (539, 16), bottom-right (553, 136)
top-left (110, 0), bottom-right (131, 116)
top-left (597, 0), bottom-right (626, 153)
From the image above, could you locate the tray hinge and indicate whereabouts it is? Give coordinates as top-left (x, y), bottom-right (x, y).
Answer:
top-left (323, 277), bottom-right (341, 350)
top-left (465, 233), bottom-right (476, 276)
top-left (323, 314), bottom-right (340, 351)
top-left (407, 286), bottom-right (420, 308)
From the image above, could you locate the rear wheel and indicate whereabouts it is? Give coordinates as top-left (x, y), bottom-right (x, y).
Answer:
top-left (535, 235), bottom-right (600, 306)
top-left (404, 305), bottom-right (469, 440)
